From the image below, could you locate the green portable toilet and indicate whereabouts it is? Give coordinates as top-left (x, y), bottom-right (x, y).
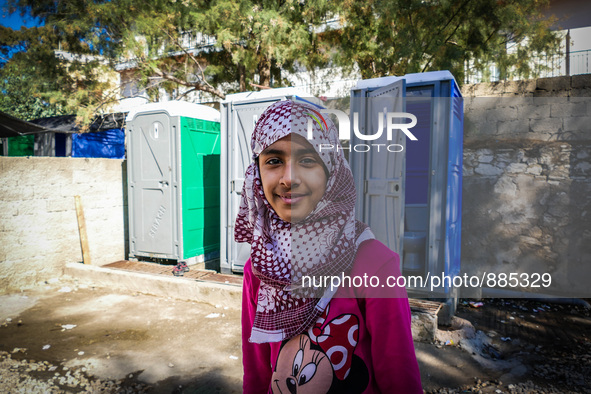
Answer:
top-left (126, 102), bottom-right (221, 264)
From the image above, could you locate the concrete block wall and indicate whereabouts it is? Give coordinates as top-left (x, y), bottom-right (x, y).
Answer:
top-left (464, 96), bottom-right (591, 142)
top-left (461, 76), bottom-right (591, 296)
top-left (0, 157), bottom-right (127, 293)
top-left (462, 74), bottom-right (591, 98)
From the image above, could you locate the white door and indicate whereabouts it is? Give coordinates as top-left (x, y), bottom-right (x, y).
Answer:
top-left (350, 80), bottom-right (406, 257)
top-left (227, 100), bottom-right (282, 272)
top-left (128, 112), bottom-right (177, 258)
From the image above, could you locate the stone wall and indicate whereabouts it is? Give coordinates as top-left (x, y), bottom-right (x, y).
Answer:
top-left (461, 75), bottom-right (591, 296)
top-left (0, 157), bottom-right (127, 293)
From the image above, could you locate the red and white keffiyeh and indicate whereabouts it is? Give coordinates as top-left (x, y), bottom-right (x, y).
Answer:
top-left (235, 100), bottom-right (373, 344)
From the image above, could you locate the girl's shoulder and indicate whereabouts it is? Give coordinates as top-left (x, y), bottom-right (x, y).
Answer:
top-left (350, 239), bottom-right (405, 298)
top-left (351, 239), bottom-right (401, 285)
top-left (242, 258), bottom-right (260, 293)
top-left (354, 238), bottom-right (400, 272)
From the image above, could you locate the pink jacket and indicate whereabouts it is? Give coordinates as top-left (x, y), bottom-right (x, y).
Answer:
top-left (242, 239), bottom-right (423, 393)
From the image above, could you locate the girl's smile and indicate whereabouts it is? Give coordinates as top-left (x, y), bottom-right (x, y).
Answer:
top-left (258, 134), bottom-right (328, 223)
top-left (278, 193), bottom-right (305, 204)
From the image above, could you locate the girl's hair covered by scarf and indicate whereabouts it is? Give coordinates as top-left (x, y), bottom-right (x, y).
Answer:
top-left (234, 100), bottom-right (372, 343)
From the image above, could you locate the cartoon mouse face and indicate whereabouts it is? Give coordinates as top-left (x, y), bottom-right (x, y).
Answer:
top-left (272, 334), bottom-right (334, 394)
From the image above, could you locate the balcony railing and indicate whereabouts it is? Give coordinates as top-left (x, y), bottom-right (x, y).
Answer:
top-left (465, 49), bottom-right (591, 84)
top-left (570, 49), bottom-right (591, 76)
top-left (531, 49), bottom-right (590, 78)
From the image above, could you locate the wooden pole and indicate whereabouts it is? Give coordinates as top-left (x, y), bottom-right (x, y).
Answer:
top-left (566, 29), bottom-right (571, 76)
top-left (74, 195), bottom-right (92, 265)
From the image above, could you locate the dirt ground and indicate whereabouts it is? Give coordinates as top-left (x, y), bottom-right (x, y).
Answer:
top-left (0, 282), bottom-right (243, 393)
top-left (1, 279), bottom-right (590, 393)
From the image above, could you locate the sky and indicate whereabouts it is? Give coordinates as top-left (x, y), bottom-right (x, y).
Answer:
top-left (0, 0), bottom-right (42, 30)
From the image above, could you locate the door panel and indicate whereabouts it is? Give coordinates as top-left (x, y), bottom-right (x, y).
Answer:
top-left (351, 80), bottom-right (406, 257)
top-left (129, 113), bottom-right (175, 257)
top-left (228, 101), bottom-right (280, 271)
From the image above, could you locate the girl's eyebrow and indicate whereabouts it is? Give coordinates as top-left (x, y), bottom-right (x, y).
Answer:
top-left (293, 147), bottom-right (317, 156)
top-left (260, 147), bottom-right (317, 156)
top-left (261, 148), bottom-right (285, 156)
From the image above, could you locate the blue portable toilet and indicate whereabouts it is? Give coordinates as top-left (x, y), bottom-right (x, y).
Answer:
top-left (350, 71), bottom-right (463, 313)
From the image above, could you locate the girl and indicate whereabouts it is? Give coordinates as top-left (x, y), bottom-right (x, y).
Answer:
top-left (236, 100), bottom-right (422, 393)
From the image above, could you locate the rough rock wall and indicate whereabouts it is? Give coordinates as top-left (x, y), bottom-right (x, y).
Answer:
top-left (461, 75), bottom-right (591, 296)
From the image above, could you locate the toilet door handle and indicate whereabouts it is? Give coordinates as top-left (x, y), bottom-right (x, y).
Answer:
top-left (364, 180), bottom-right (401, 196)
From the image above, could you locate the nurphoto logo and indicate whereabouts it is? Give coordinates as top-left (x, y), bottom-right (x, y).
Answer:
top-left (305, 108), bottom-right (418, 153)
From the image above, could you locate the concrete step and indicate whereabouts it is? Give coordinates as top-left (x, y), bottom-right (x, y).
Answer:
top-left (64, 262), bottom-right (242, 309)
top-left (65, 261), bottom-right (443, 341)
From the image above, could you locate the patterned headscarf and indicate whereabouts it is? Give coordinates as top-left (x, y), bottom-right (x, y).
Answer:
top-left (235, 100), bottom-right (373, 344)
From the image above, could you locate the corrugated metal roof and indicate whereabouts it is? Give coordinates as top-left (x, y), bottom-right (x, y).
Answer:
top-left (0, 112), bottom-right (49, 137)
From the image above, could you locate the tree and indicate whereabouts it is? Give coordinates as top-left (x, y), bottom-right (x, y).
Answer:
top-left (326, 0), bottom-right (560, 82)
top-left (3, 0), bottom-right (333, 122)
top-left (2, 0), bottom-right (560, 126)
top-left (0, 70), bottom-right (65, 120)
top-left (193, 0), bottom-right (333, 91)
top-left (0, 16), bottom-right (119, 125)
top-left (2, 1), bottom-right (190, 124)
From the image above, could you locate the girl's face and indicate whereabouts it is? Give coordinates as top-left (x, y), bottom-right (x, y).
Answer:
top-left (258, 134), bottom-right (328, 223)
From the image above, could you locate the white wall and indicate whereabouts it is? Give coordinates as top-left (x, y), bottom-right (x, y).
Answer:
top-left (0, 157), bottom-right (127, 293)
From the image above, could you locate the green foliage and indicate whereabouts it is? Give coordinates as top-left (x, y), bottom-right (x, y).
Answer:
top-left (1, 0), bottom-right (561, 126)
top-left (327, 0), bottom-right (560, 82)
top-left (0, 26), bottom-right (66, 120)
top-left (194, 0), bottom-right (331, 88)
top-left (0, 7), bottom-right (117, 126)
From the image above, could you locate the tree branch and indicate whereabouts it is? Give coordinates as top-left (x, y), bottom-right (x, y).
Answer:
top-left (159, 28), bottom-right (219, 96)
top-left (91, 86), bottom-right (121, 114)
top-left (419, 0), bottom-right (470, 69)
top-left (154, 69), bottom-right (226, 98)
top-left (421, 18), bottom-right (463, 72)
top-left (249, 82), bottom-right (271, 89)
top-left (176, 87), bottom-right (198, 100)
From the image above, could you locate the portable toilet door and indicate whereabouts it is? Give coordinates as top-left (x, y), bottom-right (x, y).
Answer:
top-left (220, 89), bottom-right (322, 274)
top-left (126, 101), bottom-right (221, 264)
top-left (351, 71), bottom-right (463, 305)
top-left (349, 79), bottom-right (407, 260)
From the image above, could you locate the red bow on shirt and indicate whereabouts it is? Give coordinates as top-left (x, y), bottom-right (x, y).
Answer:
top-left (307, 305), bottom-right (360, 380)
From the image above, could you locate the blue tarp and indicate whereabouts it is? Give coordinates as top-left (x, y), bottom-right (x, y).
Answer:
top-left (71, 128), bottom-right (125, 159)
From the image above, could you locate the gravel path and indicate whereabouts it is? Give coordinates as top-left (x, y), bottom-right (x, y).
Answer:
top-left (0, 351), bottom-right (150, 393)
